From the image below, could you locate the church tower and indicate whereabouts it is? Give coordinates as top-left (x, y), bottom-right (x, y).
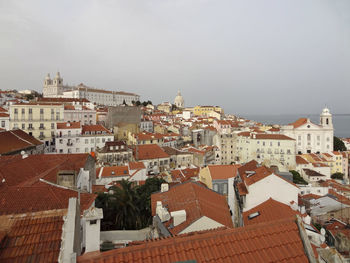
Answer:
top-left (42, 72), bottom-right (64, 98)
top-left (320, 107), bottom-right (333, 128)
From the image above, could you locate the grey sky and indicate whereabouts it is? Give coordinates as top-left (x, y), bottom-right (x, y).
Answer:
top-left (1, 0), bottom-right (349, 115)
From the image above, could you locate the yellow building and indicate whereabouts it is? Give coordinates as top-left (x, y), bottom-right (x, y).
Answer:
top-left (9, 102), bottom-right (64, 144)
top-left (193, 106), bottom-right (223, 117)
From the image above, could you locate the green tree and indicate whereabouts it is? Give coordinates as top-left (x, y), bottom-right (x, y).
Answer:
top-left (331, 172), bottom-right (344, 180)
top-left (95, 177), bottom-right (165, 230)
top-left (290, 170), bottom-right (308, 185)
top-left (334, 136), bottom-right (346, 151)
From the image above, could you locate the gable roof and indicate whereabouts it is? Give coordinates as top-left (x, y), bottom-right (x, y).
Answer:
top-left (97, 166), bottom-right (130, 178)
top-left (290, 118), bottom-right (308, 128)
top-left (0, 129), bottom-right (43, 155)
top-left (0, 183), bottom-right (96, 215)
top-left (0, 153), bottom-right (91, 189)
top-left (208, 164), bottom-right (241, 180)
top-left (151, 182), bottom-right (233, 235)
top-left (77, 218), bottom-right (310, 263)
top-left (243, 198), bottom-right (301, 226)
top-left (0, 213), bottom-right (65, 263)
top-left (134, 144), bottom-right (170, 160)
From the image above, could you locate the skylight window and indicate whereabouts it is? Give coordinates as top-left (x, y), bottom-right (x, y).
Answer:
top-left (248, 212), bottom-right (260, 220)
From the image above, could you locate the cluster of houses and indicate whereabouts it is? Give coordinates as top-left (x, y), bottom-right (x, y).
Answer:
top-left (0, 77), bottom-right (349, 262)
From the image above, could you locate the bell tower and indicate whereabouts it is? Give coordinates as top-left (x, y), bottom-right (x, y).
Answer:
top-left (320, 107), bottom-right (333, 128)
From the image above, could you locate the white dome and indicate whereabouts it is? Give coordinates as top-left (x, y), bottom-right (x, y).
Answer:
top-left (321, 107), bottom-right (331, 116)
top-left (174, 91), bottom-right (184, 108)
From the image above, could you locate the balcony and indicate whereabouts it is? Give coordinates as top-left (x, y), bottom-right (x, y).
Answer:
top-left (39, 135), bottom-right (45, 140)
top-left (28, 127), bottom-right (34, 130)
top-left (39, 127), bottom-right (45, 130)
top-left (67, 142), bottom-right (73, 146)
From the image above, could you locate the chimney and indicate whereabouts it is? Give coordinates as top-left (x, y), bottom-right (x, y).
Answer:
top-left (170, 210), bottom-right (186, 226)
top-left (161, 183), bottom-right (169, 192)
top-left (156, 201), bottom-right (170, 222)
top-left (21, 151), bottom-right (28, 159)
top-left (83, 207), bottom-right (103, 253)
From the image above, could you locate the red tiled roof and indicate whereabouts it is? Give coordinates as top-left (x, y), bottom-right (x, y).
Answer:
top-left (208, 164), bottom-right (241, 180)
top-left (0, 129), bottom-right (43, 155)
top-left (0, 113), bottom-right (9, 117)
top-left (237, 182), bottom-right (248, 195)
top-left (57, 122), bottom-right (81, 129)
top-left (151, 182), bottom-right (233, 235)
top-left (0, 107), bottom-right (7, 112)
top-left (170, 168), bottom-right (199, 183)
top-left (82, 124), bottom-right (111, 134)
top-left (290, 118), bottom-right (308, 128)
top-left (78, 218), bottom-right (310, 263)
top-left (0, 214), bottom-right (64, 263)
top-left (243, 198), bottom-right (301, 226)
top-left (98, 166), bottom-right (129, 178)
top-left (0, 183), bottom-right (96, 215)
top-left (255, 134), bottom-right (294, 140)
top-left (296, 156), bottom-right (309, 165)
top-left (134, 144), bottom-right (170, 160)
top-left (0, 154), bottom-right (91, 189)
top-left (128, 162), bottom-right (145, 170)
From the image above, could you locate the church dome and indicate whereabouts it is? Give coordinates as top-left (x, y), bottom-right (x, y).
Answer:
top-left (321, 107), bottom-right (331, 116)
top-left (174, 91), bottom-right (184, 108)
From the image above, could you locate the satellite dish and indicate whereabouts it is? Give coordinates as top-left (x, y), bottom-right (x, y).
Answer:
top-left (321, 228), bottom-right (326, 236)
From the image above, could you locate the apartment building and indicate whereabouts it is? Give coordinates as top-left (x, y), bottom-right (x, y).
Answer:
top-left (9, 102), bottom-right (64, 145)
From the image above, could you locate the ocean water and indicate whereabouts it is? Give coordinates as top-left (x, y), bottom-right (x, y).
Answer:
top-left (241, 114), bottom-right (350, 138)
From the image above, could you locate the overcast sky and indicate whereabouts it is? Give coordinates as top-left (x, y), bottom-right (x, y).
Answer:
top-left (1, 0), bottom-right (349, 115)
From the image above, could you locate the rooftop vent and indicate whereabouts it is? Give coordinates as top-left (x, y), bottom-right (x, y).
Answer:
top-left (248, 211), bottom-right (260, 220)
top-left (246, 171), bottom-right (256, 178)
top-left (111, 171), bottom-right (115, 175)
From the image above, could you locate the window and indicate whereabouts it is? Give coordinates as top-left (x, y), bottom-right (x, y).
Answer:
top-left (40, 109), bottom-right (44, 114)
top-left (21, 108), bottom-right (25, 114)
top-left (51, 123), bottom-right (55, 129)
top-left (1, 121), bottom-right (5, 128)
top-left (90, 138), bottom-right (94, 143)
top-left (85, 147), bottom-right (88, 152)
top-left (14, 109), bottom-right (18, 114)
top-left (85, 139), bottom-right (88, 144)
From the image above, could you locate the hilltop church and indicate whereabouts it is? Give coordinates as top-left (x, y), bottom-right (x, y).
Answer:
top-left (280, 108), bottom-right (334, 154)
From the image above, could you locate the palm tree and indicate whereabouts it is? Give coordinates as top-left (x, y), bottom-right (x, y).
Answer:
top-left (110, 180), bottom-right (142, 229)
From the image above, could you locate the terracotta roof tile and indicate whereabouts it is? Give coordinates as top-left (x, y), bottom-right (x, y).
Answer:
top-left (98, 166), bottom-right (129, 178)
top-left (0, 183), bottom-right (96, 215)
top-left (0, 214), bottom-right (64, 263)
top-left (208, 164), bottom-right (241, 180)
top-left (77, 218), bottom-right (310, 263)
top-left (0, 153), bottom-right (91, 189)
top-left (296, 156), bottom-right (309, 165)
top-left (57, 122), bottom-right (81, 129)
top-left (134, 144), bottom-right (170, 160)
top-left (82, 124), bottom-right (111, 134)
top-left (290, 118), bottom-right (308, 128)
top-left (128, 162), bottom-right (145, 170)
top-left (0, 129), bottom-right (43, 155)
top-left (151, 182), bottom-right (233, 235)
top-left (243, 198), bottom-right (301, 226)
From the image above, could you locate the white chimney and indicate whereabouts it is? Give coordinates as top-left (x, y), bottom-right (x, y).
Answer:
top-left (83, 207), bottom-right (103, 253)
top-left (161, 183), bottom-right (169, 192)
top-left (300, 206), bottom-right (306, 214)
top-left (156, 201), bottom-right (170, 222)
top-left (21, 150), bottom-right (28, 159)
top-left (170, 210), bottom-right (186, 227)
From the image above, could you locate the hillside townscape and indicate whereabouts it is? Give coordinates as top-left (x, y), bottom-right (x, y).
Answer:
top-left (0, 73), bottom-right (349, 262)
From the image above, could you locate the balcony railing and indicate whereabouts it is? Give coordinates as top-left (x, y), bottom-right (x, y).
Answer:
top-left (39, 127), bottom-right (45, 130)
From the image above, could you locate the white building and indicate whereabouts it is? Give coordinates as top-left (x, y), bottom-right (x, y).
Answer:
top-left (56, 122), bottom-right (114, 154)
top-left (43, 72), bottom-right (140, 106)
top-left (280, 108), bottom-right (334, 154)
top-left (0, 110), bottom-right (10, 130)
top-left (236, 162), bottom-right (299, 212)
top-left (236, 132), bottom-right (296, 171)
